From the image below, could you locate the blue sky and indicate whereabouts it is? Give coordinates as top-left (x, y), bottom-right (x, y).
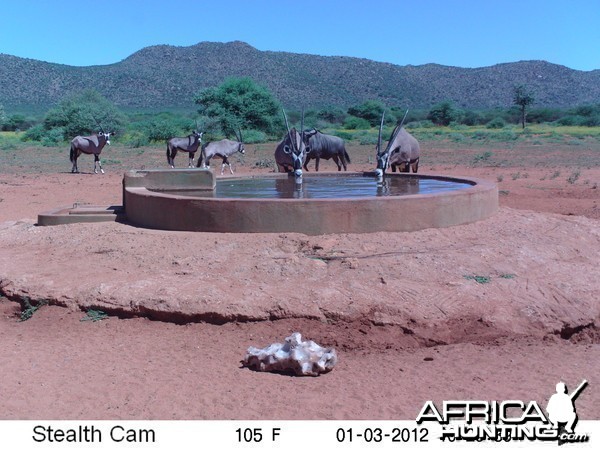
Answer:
top-left (1, 0), bottom-right (598, 70)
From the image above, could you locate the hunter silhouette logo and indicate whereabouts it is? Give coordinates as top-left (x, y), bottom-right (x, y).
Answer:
top-left (416, 379), bottom-right (590, 443)
top-left (546, 380), bottom-right (588, 443)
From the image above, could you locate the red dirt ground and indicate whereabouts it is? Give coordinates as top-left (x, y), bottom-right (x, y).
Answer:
top-left (0, 140), bottom-right (598, 420)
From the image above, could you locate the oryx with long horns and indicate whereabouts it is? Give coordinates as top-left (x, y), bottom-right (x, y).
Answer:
top-left (274, 108), bottom-right (311, 180)
top-left (197, 128), bottom-right (246, 174)
top-left (375, 110), bottom-right (420, 178)
top-left (70, 131), bottom-right (114, 174)
top-left (166, 128), bottom-right (203, 168)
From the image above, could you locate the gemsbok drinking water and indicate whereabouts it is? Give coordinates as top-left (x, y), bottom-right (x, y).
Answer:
top-left (70, 131), bottom-right (114, 174)
top-left (375, 110), bottom-right (420, 178)
top-left (274, 109), bottom-right (310, 179)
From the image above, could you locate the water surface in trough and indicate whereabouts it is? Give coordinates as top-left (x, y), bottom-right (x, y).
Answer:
top-left (152, 175), bottom-right (473, 199)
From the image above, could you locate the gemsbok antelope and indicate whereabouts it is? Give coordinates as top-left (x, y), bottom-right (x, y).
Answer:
top-left (166, 130), bottom-right (203, 168)
top-left (274, 109), bottom-right (310, 179)
top-left (70, 131), bottom-right (114, 174)
top-left (197, 129), bottom-right (245, 174)
top-left (375, 110), bottom-right (420, 177)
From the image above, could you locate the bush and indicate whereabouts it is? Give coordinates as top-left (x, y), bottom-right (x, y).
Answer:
top-left (347, 100), bottom-right (390, 126)
top-left (332, 130), bottom-right (355, 141)
top-left (44, 89), bottom-right (126, 140)
top-left (195, 77), bottom-right (281, 135)
top-left (2, 114), bottom-right (36, 132)
top-left (42, 127), bottom-right (66, 146)
top-left (407, 120), bottom-right (435, 128)
top-left (527, 108), bottom-right (562, 123)
top-left (121, 130), bottom-right (149, 148)
top-left (144, 119), bottom-right (181, 143)
top-left (240, 129), bottom-right (267, 143)
top-left (316, 106), bottom-right (347, 125)
top-left (427, 101), bottom-right (458, 126)
top-left (449, 132), bottom-right (466, 142)
top-left (461, 110), bottom-right (486, 126)
top-left (22, 124), bottom-right (46, 141)
top-left (556, 115), bottom-right (585, 126)
top-left (343, 116), bottom-right (370, 130)
top-left (358, 132), bottom-right (379, 145)
top-left (486, 117), bottom-right (506, 129)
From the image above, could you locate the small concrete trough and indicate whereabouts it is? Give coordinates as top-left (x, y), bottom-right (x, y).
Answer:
top-left (38, 204), bottom-right (123, 226)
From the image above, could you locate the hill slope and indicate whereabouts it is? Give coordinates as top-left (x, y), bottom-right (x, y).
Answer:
top-left (1, 41), bottom-right (599, 111)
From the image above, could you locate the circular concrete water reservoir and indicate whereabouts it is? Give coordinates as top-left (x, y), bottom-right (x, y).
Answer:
top-left (123, 170), bottom-right (498, 235)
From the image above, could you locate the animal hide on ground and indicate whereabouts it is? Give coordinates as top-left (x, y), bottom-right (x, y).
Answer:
top-left (242, 332), bottom-right (337, 376)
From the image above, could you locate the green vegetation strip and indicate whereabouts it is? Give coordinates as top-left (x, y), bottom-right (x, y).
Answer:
top-left (80, 309), bottom-right (108, 322)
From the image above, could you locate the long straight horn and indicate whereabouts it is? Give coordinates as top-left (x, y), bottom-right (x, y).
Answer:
top-left (389, 108), bottom-right (408, 144)
top-left (398, 109), bottom-right (409, 129)
top-left (282, 108), bottom-right (296, 152)
top-left (238, 127), bottom-right (243, 143)
top-left (377, 111), bottom-right (385, 154)
top-left (91, 114), bottom-right (105, 134)
top-left (300, 106), bottom-right (305, 136)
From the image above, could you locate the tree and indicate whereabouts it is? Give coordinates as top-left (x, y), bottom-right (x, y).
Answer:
top-left (2, 114), bottom-right (35, 132)
top-left (316, 106), bottom-right (347, 125)
top-left (194, 77), bottom-right (281, 136)
top-left (513, 85), bottom-right (535, 129)
top-left (44, 89), bottom-right (125, 140)
top-left (347, 100), bottom-right (390, 126)
top-left (427, 101), bottom-right (457, 126)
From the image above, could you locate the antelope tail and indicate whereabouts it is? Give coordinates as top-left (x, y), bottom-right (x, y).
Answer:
top-left (196, 145), bottom-right (206, 168)
top-left (69, 143), bottom-right (75, 163)
top-left (344, 148), bottom-right (351, 164)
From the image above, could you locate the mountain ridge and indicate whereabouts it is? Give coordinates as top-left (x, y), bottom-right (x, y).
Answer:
top-left (1, 41), bottom-right (599, 112)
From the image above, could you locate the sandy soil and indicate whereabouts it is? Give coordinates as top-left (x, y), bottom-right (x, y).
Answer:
top-left (0, 140), bottom-right (599, 420)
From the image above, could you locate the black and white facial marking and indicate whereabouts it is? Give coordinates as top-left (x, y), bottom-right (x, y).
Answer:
top-left (375, 150), bottom-right (390, 179)
top-left (283, 133), bottom-right (310, 179)
top-left (281, 108), bottom-right (310, 179)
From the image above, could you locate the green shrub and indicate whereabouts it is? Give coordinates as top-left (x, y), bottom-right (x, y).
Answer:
top-left (343, 116), bottom-right (370, 130)
top-left (22, 124), bottom-right (45, 141)
top-left (347, 100), bottom-right (391, 126)
top-left (145, 119), bottom-right (181, 143)
top-left (427, 101), bottom-right (458, 126)
top-left (42, 127), bottom-right (65, 146)
top-left (358, 133), bottom-right (379, 145)
top-left (44, 89), bottom-right (126, 140)
top-left (121, 130), bottom-right (149, 148)
top-left (240, 129), bottom-right (267, 143)
top-left (486, 117), bottom-right (506, 129)
top-left (333, 130), bottom-right (355, 141)
top-left (316, 106), bottom-right (347, 125)
top-left (195, 77), bottom-right (281, 135)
